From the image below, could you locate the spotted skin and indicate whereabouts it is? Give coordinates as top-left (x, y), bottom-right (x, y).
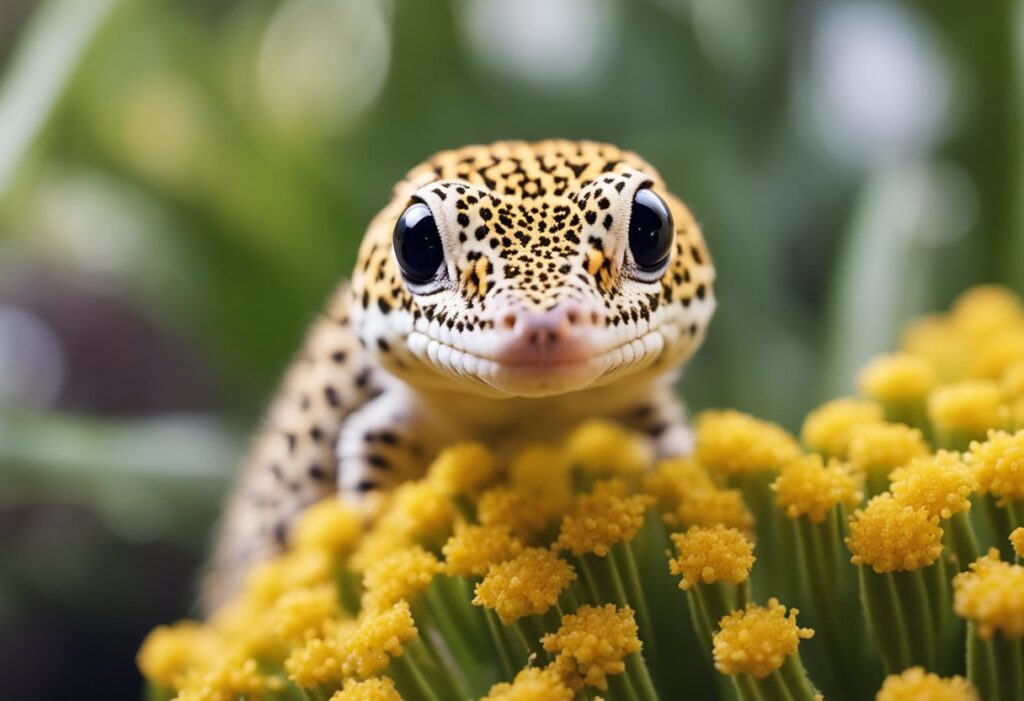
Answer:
top-left (206, 140), bottom-right (715, 608)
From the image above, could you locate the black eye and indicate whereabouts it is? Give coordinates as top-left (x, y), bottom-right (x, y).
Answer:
top-left (628, 188), bottom-right (674, 273)
top-left (393, 202), bottom-right (444, 285)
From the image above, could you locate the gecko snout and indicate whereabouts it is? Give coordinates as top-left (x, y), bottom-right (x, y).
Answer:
top-left (496, 301), bottom-right (599, 354)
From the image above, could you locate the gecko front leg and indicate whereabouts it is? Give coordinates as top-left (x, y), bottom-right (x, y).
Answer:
top-left (335, 381), bottom-right (457, 500)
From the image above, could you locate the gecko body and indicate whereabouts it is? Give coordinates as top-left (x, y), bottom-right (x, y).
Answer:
top-left (207, 140), bottom-right (715, 607)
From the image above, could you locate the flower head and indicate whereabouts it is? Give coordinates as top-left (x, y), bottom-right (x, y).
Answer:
top-left (949, 284), bottom-right (1024, 339)
top-left (481, 667), bottom-right (575, 701)
top-left (772, 453), bottom-right (862, 523)
top-left (473, 547), bottom-right (576, 623)
top-left (953, 549), bottom-right (1024, 639)
top-left (361, 545), bottom-right (441, 612)
top-left (928, 381), bottom-right (1007, 438)
top-left (442, 524), bottom-right (524, 577)
top-left (477, 486), bottom-right (564, 543)
top-left (509, 443), bottom-right (573, 504)
top-left (555, 479), bottom-right (652, 557)
top-left (173, 651), bottom-right (266, 701)
top-left (712, 598), bottom-right (813, 679)
top-left (801, 398), bottom-right (884, 458)
top-left (137, 621), bottom-right (220, 689)
top-left (542, 604), bottom-right (642, 691)
top-left (291, 499), bottom-right (363, 556)
top-left (889, 451), bottom-right (977, 520)
top-left (330, 677), bottom-right (403, 701)
top-left (1011, 528), bottom-right (1024, 559)
top-left (695, 410), bottom-right (802, 475)
top-left (858, 352), bottom-right (937, 405)
top-left (564, 420), bottom-right (652, 478)
top-left (668, 525), bottom-right (755, 591)
top-left (675, 485), bottom-right (754, 532)
top-left (847, 494), bottom-right (945, 573)
top-left (428, 442), bottom-right (499, 496)
top-left (270, 583), bottom-right (342, 644)
top-left (876, 667), bottom-right (978, 701)
top-left (966, 429), bottom-right (1024, 505)
top-left (342, 601), bottom-right (419, 679)
top-left (847, 422), bottom-right (930, 477)
top-left (642, 457), bottom-right (716, 514)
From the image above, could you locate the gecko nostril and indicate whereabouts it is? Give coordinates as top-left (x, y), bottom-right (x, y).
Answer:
top-left (565, 309), bottom-right (580, 326)
top-left (500, 312), bottom-right (517, 331)
top-left (590, 311), bottom-right (601, 326)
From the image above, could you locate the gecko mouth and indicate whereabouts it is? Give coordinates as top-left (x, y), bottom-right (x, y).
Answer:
top-left (406, 327), bottom-right (669, 397)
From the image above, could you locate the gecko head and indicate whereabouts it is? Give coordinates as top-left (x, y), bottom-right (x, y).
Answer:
top-left (352, 140), bottom-right (716, 398)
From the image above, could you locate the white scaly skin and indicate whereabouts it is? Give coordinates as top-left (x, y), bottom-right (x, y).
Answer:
top-left (205, 140), bottom-right (715, 609)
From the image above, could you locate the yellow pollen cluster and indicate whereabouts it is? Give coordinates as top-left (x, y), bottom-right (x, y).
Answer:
top-left (329, 677), bottom-right (403, 701)
top-left (555, 479), bottom-right (652, 556)
top-left (284, 630), bottom-right (349, 688)
top-left (291, 499), bottom-right (363, 556)
top-left (966, 429), bottom-right (1024, 505)
top-left (361, 546), bottom-right (441, 612)
top-left (442, 524), bottom-right (524, 577)
top-left (695, 410), bottom-right (802, 474)
top-left (1002, 360), bottom-right (1024, 400)
top-left (173, 651), bottom-right (266, 701)
top-left (668, 525), bottom-right (755, 591)
top-left (542, 604), bottom-right (642, 691)
top-left (953, 549), bottom-right (1024, 639)
top-left (137, 622), bottom-right (221, 689)
top-left (427, 441), bottom-right (499, 496)
top-left (846, 494), bottom-right (945, 572)
top-left (772, 454), bottom-right (862, 523)
top-left (564, 420), bottom-right (653, 477)
top-left (675, 485), bottom-right (754, 532)
top-left (712, 598), bottom-right (813, 679)
top-left (642, 457), bottom-right (715, 513)
top-left (858, 352), bottom-right (937, 404)
top-left (473, 547), bottom-right (576, 623)
top-left (350, 481), bottom-right (453, 571)
top-left (847, 422), bottom-right (930, 476)
top-left (927, 381), bottom-right (1007, 437)
top-left (344, 601), bottom-right (419, 679)
top-left (950, 284), bottom-right (1024, 338)
top-left (270, 583), bottom-right (341, 644)
top-left (1012, 527), bottom-right (1024, 558)
top-left (876, 667), bottom-right (978, 701)
top-left (481, 666), bottom-right (575, 701)
top-left (477, 486), bottom-right (564, 543)
top-left (801, 398), bottom-right (885, 459)
top-left (968, 328), bottom-right (1024, 380)
top-left (509, 443), bottom-right (573, 505)
top-left (889, 451), bottom-right (977, 519)
top-left (245, 549), bottom-right (333, 609)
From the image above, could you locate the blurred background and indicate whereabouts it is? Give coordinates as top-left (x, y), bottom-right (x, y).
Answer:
top-left (0, 0), bottom-right (1021, 697)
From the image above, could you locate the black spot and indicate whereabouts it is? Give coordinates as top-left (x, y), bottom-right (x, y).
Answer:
top-left (309, 464), bottom-right (327, 480)
top-left (331, 351), bottom-right (347, 364)
top-left (481, 208), bottom-right (493, 221)
top-left (692, 246), bottom-right (703, 265)
top-left (585, 211), bottom-right (597, 225)
top-left (366, 454), bottom-right (392, 470)
top-left (696, 284), bottom-right (706, 300)
top-left (271, 464), bottom-right (283, 481)
top-left (475, 226), bottom-right (488, 241)
top-left (597, 197), bottom-right (610, 210)
top-left (457, 212), bottom-right (470, 227)
top-left (377, 298), bottom-right (391, 314)
top-left (603, 214), bottom-right (614, 230)
top-left (324, 386), bottom-right (340, 407)
top-left (614, 182), bottom-right (625, 192)
top-left (432, 188), bottom-right (447, 200)
top-left (356, 369), bottom-right (373, 388)
top-left (286, 433), bottom-right (297, 453)
top-left (354, 480), bottom-right (378, 493)
top-left (310, 426), bottom-right (323, 442)
top-left (273, 522), bottom-right (287, 546)
top-left (377, 338), bottom-right (390, 352)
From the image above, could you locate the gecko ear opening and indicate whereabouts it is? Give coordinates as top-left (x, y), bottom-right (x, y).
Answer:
top-left (393, 202), bottom-right (444, 285)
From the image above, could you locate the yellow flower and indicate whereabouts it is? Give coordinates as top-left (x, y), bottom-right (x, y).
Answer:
top-left (642, 457), bottom-right (716, 514)
top-left (928, 381), bottom-right (1008, 438)
top-left (343, 601), bottom-right (419, 679)
top-left (772, 454), bottom-right (862, 523)
top-left (285, 621), bottom-right (357, 688)
top-left (428, 441), bottom-right (499, 496)
top-left (477, 486), bottom-right (565, 543)
top-left (137, 621), bottom-right (220, 689)
top-left (876, 667), bottom-right (978, 701)
top-left (901, 316), bottom-right (967, 381)
top-left (695, 410), bottom-right (802, 474)
top-left (889, 451), bottom-right (977, 520)
top-left (481, 666), bottom-right (575, 701)
top-left (967, 328), bottom-right (1024, 380)
top-left (846, 494), bottom-right (945, 573)
top-left (443, 524), bottom-right (524, 577)
top-left (675, 486), bottom-right (755, 532)
top-left (858, 352), bottom-right (937, 405)
top-left (245, 548), bottom-right (334, 609)
top-left (270, 582), bottom-right (342, 644)
top-left (563, 419), bottom-right (653, 478)
top-left (801, 398), bottom-right (884, 459)
top-left (361, 545), bottom-right (442, 612)
top-left (847, 422), bottom-right (930, 477)
top-left (953, 549), bottom-right (1024, 639)
top-left (350, 481), bottom-right (454, 571)
top-left (291, 498), bottom-right (363, 556)
top-left (173, 651), bottom-right (265, 701)
top-left (509, 443), bottom-right (573, 505)
top-left (555, 479), bottom-right (652, 557)
top-left (1001, 360), bottom-right (1024, 400)
top-left (1011, 527), bottom-right (1024, 559)
top-left (966, 429), bottom-right (1024, 505)
top-left (473, 547), bottom-right (576, 623)
top-left (949, 284), bottom-right (1024, 339)
top-left (668, 525), bottom-right (755, 591)
top-left (330, 677), bottom-right (403, 701)
top-left (542, 604), bottom-right (642, 691)
top-left (712, 598), bottom-right (813, 679)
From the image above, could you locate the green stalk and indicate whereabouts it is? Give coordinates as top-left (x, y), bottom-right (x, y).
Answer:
top-left (606, 669), bottom-right (642, 701)
top-left (405, 635), bottom-right (470, 701)
top-left (993, 635), bottom-right (1024, 701)
top-left (584, 551), bottom-right (630, 608)
top-left (732, 673), bottom-right (766, 701)
top-left (891, 569), bottom-right (937, 670)
top-left (695, 581), bottom-right (738, 626)
top-left (482, 608), bottom-right (520, 679)
top-left (778, 654), bottom-right (820, 701)
top-left (858, 567), bottom-right (913, 674)
top-left (624, 652), bottom-right (660, 701)
top-left (756, 670), bottom-right (795, 701)
top-left (948, 510), bottom-right (982, 570)
top-left (614, 541), bottom-right (656, 657)
top-left (388, 650), bottom-right (442, 701)
top-left (966, 625), bottom-right (997, 701)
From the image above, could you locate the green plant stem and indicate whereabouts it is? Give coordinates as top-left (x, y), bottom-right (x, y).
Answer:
top-left (859, 567), bottom-right (913, 674)
top-left (778, 654), bottom-right (819, 701)
top-left (948, 510), bottom-right (982, 570)
top-left (388, 651), bottom-right (442, 701)
top-left (891, 569), bottom-right (937, 670)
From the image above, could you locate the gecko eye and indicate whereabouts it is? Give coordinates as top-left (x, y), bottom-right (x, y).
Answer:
top-left (628, 188), bottom-right (674, 273)
top-left (394, 202), bottom-right (444, 285)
